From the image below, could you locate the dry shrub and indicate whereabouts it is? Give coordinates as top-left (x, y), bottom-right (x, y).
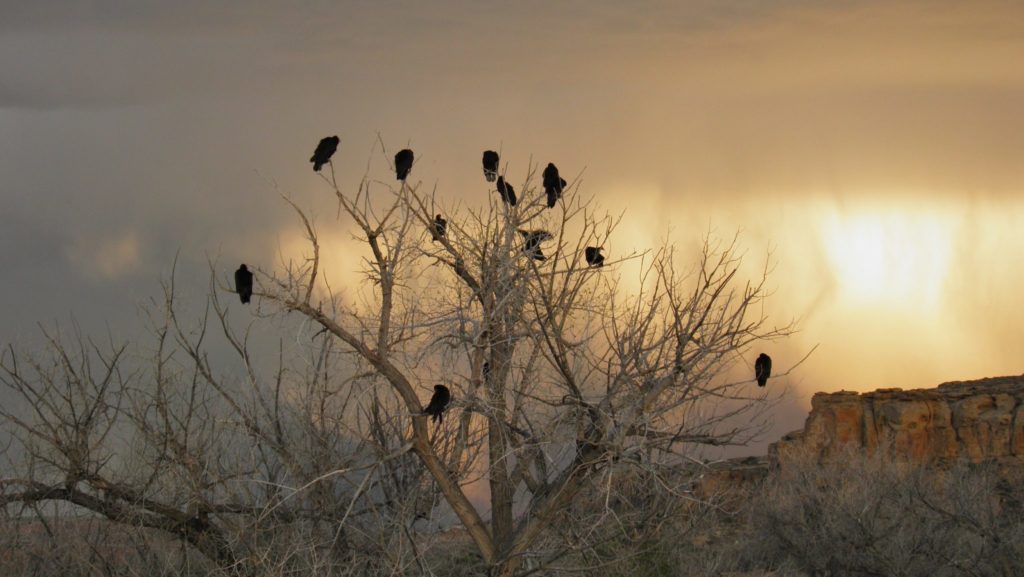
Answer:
top-left (752, 451), bottom-right (1024, 577)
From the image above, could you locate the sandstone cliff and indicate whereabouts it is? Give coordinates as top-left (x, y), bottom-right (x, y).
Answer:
top-left (770, 375), bottom-right (1024, 469)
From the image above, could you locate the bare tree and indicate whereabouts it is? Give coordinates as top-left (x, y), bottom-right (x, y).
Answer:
top-left (0, 142), bottom-right (791, 576)
top-left (254, 142), bottom-right (793, 576)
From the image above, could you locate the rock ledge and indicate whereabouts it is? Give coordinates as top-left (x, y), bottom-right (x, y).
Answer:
top-left (770, 375), bottom-right (1024, 469)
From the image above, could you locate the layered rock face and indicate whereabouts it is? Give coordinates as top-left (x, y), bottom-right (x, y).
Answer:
top-left (771, 375), bottom-right (1024, 469)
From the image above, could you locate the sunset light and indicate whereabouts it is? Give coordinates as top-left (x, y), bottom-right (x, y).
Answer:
top-left (821, 208), bottom-right (954, 309)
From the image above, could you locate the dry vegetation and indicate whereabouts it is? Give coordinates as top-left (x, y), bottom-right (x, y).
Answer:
top-left (6, 452), bottom-right (1022, 576)
top-left (752, 453), bottom-right (1024, 577)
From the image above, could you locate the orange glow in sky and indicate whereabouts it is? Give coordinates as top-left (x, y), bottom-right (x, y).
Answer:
top-left (822, 208), bottom-right (953, 309)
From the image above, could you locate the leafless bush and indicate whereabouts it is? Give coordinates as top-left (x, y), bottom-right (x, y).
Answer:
top-left (483, 457), bottom-right (800, 577)
top-left (752, 451), bottom-right (1024, 577)
top-left (0, 515), bottom-right (204, 577)
top-left (0, 296), bottom-right (442, 576)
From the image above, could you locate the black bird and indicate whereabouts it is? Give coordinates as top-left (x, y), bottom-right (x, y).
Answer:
top-left (519, 230), bottom-right (552, 261)
top-left (423, 384), bottom-right (451, 424)
top-left (585, 246), bottom-right (605, 267)
top-left (235, 264), bottom-right (253, 304)
top-left (395, 149), bottom-right (414, 181)
top-left (542, 163), bottom-right (566, 208)
top-left (755, 353), bottom-right (772, 387)
top-left (482, 150), bottom-right (499, 182)
top-left (432, 214), bottom-right (447, 241)
top-left (496, 176), bottom-right (517, 206)
top-left (310, 136), bottom-right (339, 172)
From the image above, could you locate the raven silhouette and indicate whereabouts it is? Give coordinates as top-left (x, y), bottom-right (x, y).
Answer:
top-left (543, 163), bottom-right (566, 208)
top-left (432, 214), bottom-right (447, 241)
top-left (235, 264), bottom-right (253, 304)
top-left (310, 136), bottom-right (339, 172)
top-left (482, 150), bottom-right (499, 182)
top-left (755, 353), bottom-right (772, 387)
top-left (395, 149), bottom-right (414, 181)
top-left (423, 384), bottom-right (451, 424)
top-left (496, 176), bottom-right (517, 206)
top-left (519, 230), bottom-right (552, 261)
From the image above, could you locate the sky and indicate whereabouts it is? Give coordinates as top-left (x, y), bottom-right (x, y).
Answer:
top-left (2, 0), bottom-right (1023, 444)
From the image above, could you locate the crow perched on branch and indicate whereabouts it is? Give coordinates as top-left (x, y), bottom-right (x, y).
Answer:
top-left (543, 163), bottom-right (566, 208)
top-left (310, 136), bottom-right (339, 172)
top-left (432, 214), bottom-right (447, 241)
top-left (519, 230), bottom-right (553, 261)
top-left (423, 385), bottom-right (451, 424)
top-left (496, 176), bottom-right (517, 206)
top-left (482, 150), bottom-right (499, 182)
top-left (234, 264), bottom-right (253, 304)
top-left (395, 149), bottom-right (414, 181)
top-left (585, 246), bottom-right (604, 267)
top-left (755, 353), bottom-right (772, 387)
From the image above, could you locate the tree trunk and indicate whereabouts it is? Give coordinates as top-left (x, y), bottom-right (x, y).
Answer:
top-left (487, 343), bottom-right (515, 554)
